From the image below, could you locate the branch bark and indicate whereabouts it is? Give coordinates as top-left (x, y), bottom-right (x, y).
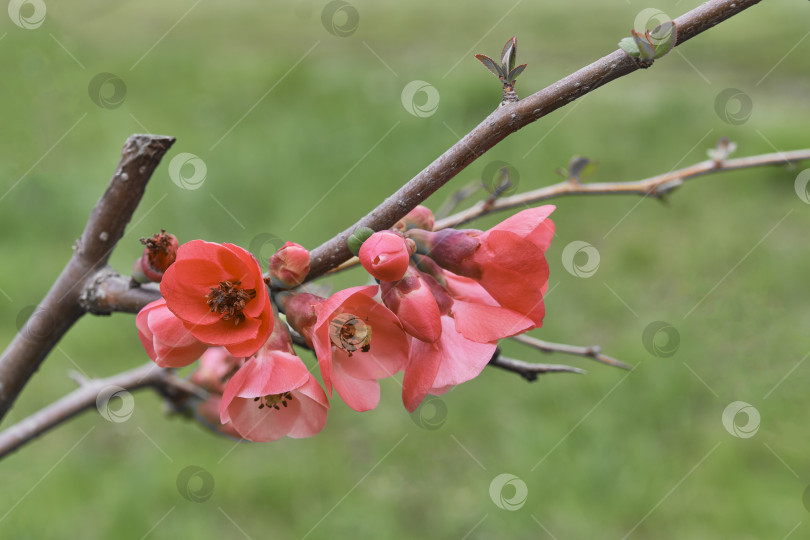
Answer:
top-left (304, 0), bottom-right (764, 280)
top-left (488, 348), bottom-right (586, 381)
top-left (0, 363), bottom-right (205, 459)
top-left (0, 135), bottom-right (175, 422)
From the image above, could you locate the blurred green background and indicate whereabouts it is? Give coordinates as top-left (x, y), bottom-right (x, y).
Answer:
top-left (2, 0), bottom-right (809, 538)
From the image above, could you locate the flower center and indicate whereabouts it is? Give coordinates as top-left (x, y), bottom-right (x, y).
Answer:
top-left (206, 280), bottom-right (256, 325)
top-left (329, 313), bottom-right (372, 356)
top-left (253, 392), bottom-right (293, 411)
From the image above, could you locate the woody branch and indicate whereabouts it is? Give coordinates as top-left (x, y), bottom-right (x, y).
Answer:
top-left (304, 0), bottom-right (765, 280)
top-left (0, 135), bottom-right (175, 422)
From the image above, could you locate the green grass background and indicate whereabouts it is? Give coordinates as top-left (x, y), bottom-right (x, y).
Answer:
top-left (2, 0), bottom-right (809, 538)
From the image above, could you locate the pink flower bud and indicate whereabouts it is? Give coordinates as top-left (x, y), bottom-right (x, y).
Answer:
top-left (278, 291), bottom-right (323, 345)
top-left (380, 267), bottom-right (442, 343)
top-left (394, 205), bottom-right (435, 231)
top-left (359, 231), bottom-right (413, 282)
top-left (406, 228), bottom-right (482, 278)
top-left (269, 242), bottom-right (311, 288)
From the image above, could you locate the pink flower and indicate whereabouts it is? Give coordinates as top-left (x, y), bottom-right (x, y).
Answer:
top-left (269, 242), bottom-right (311, 288)
top-left (136, 298), bottom-right (208, 368)
top-left (358, 231), bottom-right (413, 282)
top-left (408, 206), bottom-right (555, 327)
top-left (310, 286), bottom-right (410, 412)
top-left (377, 266), bottom-right (497, 411)
top-left (161, 240), bottom-right (273, 358)
top-left (220, 344), bottom-right (329, 442)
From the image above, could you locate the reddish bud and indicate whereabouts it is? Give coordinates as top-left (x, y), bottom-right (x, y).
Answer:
top-left (269, 242), bottom-right (311, 288)
top-left (381, 267), bottom-right (442, 343)
top-left (359, 231), bottom-right (413, 282)
top-left (278, 292), bottom-right (324, 345)
top-left (394, 205), bottom-right (435, 232)
top-left (135, 230), bottom-right (179, 283)
top-left (406, 228), bottom-right (482, 278)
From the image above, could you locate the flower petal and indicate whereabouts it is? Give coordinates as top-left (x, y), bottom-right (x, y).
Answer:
top-left (332, 361), bottom-right (381, 412)
top-left (488, 205), bottom-right (555, 251)
top-left (402, 339), bottom-right (442, 412)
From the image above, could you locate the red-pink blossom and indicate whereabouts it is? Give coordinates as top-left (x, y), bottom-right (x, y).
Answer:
top-left (136, 298), bottom-right (208, 368)
top-left (161, 240), bottom-right (273, 358)
top-left (220, 345), bottom-right (328, 442)
top-left (408, 206), bottom-right (555, 327)
top-left (358, 231), bottom-right (413, 282)
top-left (311, 286), bottom-right (409, 412)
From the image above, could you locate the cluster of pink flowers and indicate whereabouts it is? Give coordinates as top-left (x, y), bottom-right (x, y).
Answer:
top-left (135, 205), bottom-right (555, 442)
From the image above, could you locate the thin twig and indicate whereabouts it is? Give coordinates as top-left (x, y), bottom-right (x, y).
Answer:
top-left (489, 348), bottom-right (586, 381)
top-left (511, 334), bottom-right (632, 371)
top-left (0, 135), bottom-right (175, 422)
top-left (436, 149), bottom-right (810, 229)
top-left (303, 0), bottom-right (764, 281)
top-left (306, 147), bottom-right (810, 280)
top-left (0, 363), bottom-right (206, 459)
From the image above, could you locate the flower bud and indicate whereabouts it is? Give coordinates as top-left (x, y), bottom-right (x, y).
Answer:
top-left (381, 267), bottom-right (442, 343)
top-left (406, 228), bottom-right (482, 278)
top-left (394, 205), bottom-right (435, 232)
top-left (359, 231), bottom-right (414, 282)
top-left (269, 242), bottom-right (311, 288)
top-left (277, 291), bottom-right (323, 345)
top-left (135, 230), bottom-right (179, 283)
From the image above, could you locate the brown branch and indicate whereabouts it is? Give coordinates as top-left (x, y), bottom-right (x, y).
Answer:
top-left (0, 363), bottom-right (206, 459)
top-left (304, 0), bottom-right (764, 281)
top-left (511, 334), bottom-right (632, 371)
top-left (0, 135), bottom-right (175, 423)
top-left (307, 147), bottom-right (810, 280)
top-left (436, 149), bottom-right (810, 229)
top-left (79, 267), bottom-right (161, 315)
top-left (488, 348), bottom-right (586, 381)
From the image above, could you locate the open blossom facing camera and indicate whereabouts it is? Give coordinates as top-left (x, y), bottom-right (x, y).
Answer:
top-left (220, 320), bottom-right (329, 442)
top-left (160, 240), bottom-right (273, 358)
top-left (284, 286), bottom-right (409, 412)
